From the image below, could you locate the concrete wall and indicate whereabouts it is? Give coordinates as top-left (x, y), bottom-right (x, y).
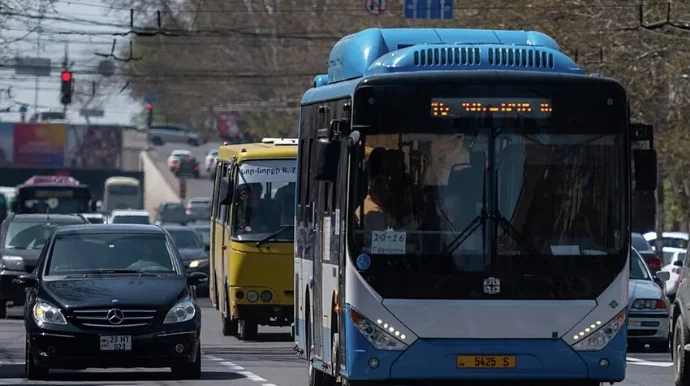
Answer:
top-left (139, 151), bottom-right (180, 215)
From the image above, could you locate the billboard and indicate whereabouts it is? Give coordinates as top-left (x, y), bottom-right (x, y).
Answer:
top-left (2, 123), bottom-right (123, 169)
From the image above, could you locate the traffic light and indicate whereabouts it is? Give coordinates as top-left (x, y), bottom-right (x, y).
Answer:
top-left (145, 103), bottom-right (153, 127)
top-left (60, 70), bottom-right (73, 105)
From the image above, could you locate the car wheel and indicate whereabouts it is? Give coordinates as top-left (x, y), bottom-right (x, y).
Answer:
top-left (171, 345), bottom-right (201, 379)
top-left (151, 137), bottom-right (164, 146)
top-left (238, 320), bottom-right (258, 340)
top-left (674, 317), bottom-right (690, 385)
top-left (188, 139), bottom-right (199, 146)
top-left (0, 300), bottom-right (6, 319)
top-left (194, 172), bottom-right (200, 179)
top-left (25, 338), bottom-right (49, 380)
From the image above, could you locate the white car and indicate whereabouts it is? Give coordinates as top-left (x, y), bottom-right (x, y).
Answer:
top-left (167, 149), bottom-right (192, 169)
top-left (204, 149), bottom-right (218, 171)
top-left (107, 209), bottom-right (151, 224)
top-left (629, 248), bottom-right (671, 352)
top-left (659, 246), bottom-right (687, 301)
top-left (644, 231), bottom-right (689, 251)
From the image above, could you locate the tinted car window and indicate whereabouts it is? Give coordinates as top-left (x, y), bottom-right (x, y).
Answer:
top-left (111, 215), bottom-right (149, 224)
top-left (660, 237), bottom-right (689, 250)
top-left (167, 229), bottom-right (202, 249)
top-left (630, 250), bottom-right (650, 280)
top-left (47, 233), bottom-right (175, 274)
top-left (4, 219), bottom-right (84, 250)
top-left (631, 234), bottom-right (653, 252)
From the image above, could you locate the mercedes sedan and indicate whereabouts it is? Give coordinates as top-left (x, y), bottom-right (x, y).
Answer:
top-left (14, 224), bottom-right (207, 380)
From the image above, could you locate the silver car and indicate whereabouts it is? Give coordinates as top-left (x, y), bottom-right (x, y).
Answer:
top-left (628, 247), bottom-right (671, 352)
top-left (659, 247), bottom-right (686, 302)
top-left (148, 124), bottom-right (205, 147)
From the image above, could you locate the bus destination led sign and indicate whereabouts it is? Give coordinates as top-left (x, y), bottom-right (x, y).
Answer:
top-left (431, 98), bottom-right (553, 118)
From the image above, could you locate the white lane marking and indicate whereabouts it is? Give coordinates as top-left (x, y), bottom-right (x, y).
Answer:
top-left (204, 354), bottom-right (224, 361)
top-left (216, 360), bottom-right (268, 382)
top-left (263, 384), bottom-right (278, 386)
top-left (0, 361), bottom-right (23, 365)
top-left (626, 356), bottom-right (673, 367)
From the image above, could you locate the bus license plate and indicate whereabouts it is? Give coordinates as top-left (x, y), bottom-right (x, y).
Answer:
top-left (456, 355), bottom-right (516, 368)
top-left (100, 335), bottom-right (132, 351)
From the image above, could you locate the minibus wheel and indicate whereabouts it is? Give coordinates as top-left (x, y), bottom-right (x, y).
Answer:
top-left (221, 289), bottom-right (238, 336)
top-left (238, 320), bottom-right (258, 340)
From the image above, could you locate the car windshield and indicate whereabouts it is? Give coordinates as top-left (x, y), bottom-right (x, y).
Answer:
top-left (632, 234), bottom-right (653, 252)
top-left (4, 220), bottom-right (82, 249)
top-left (345, 81), bottom-right (626, 300)
top-left (630, 250), bottom-right (651, 280)
top-left (657, 237), bottom-right (689, 250)
top-left (232, 159), bottom-right (296, 241)
top-left (192, 227), bottom-right (210, 245)
top-left (46, 233), bottom-right (176, 274)
top-left (167, 229), bottom-right (203, 249)
top-left (111, 215), bottom-right (149, 224)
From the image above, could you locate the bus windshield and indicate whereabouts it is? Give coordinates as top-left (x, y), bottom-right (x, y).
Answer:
top-left (17, 187), bottom-right (90, 214)
top-left (107, 185), bottom-right (139, 195)
top-left (349, 80), bottom-right (627, 300)
top-left (231, 159), bottom-right (296, 242)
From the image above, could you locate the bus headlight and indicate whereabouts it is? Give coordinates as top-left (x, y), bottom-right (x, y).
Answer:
top-left (350, 307), bottom-right (408, 351)
top-left (572, 310), bottom-right (626, 351)
top-left (247, 291), bottom-right (259, 302)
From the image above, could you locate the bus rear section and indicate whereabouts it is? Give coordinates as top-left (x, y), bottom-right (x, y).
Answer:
top-left (13, 176), bottom-right (92, 214)
top-left (103, 176), bottom-right (143, 213)
top-left (210, 139), bottom-right (298, 340)
top-left (295, 29), bottom-right (658, 386)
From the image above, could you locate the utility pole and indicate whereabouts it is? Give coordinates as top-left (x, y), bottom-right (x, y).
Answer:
top-left (33, 2), bottom-right (43, 115)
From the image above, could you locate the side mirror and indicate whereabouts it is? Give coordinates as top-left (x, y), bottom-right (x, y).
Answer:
top-left (10, 200), bottom-right (17, 212)
top-left (187, 271), bottom-right (208, 286)
top-left (314, 139), bottom-right (340, 182)
top-left (674, 260), bottom-right (684, 267)
top-left (633, 149), bottom-right (657, 191)
top-left (13, 274), bottom-right (37, 288)
top-left (655, 270), bottom-right (671, 282)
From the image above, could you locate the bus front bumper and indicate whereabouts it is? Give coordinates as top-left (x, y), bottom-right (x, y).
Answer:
top-left (342, 322), bottom-right (626, 383)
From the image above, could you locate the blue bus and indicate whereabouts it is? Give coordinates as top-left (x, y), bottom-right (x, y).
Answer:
top-left (294, 28), bottom-right (657, 385)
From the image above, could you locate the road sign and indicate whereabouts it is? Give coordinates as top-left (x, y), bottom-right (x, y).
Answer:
top-left (14, 57), bottom-right (52, 77)
top-left (366, 0), bottom-right (386, 15)
top-left (79, 109), bottom-right (105, 117)
top-left (144, 92), bottom-right (158, 103)
top-left (404, 0), bottom-right (453, 19)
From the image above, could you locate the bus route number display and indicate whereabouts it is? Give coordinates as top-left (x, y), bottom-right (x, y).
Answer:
top-left (238, 160), bottom-right (297, 184)
top-left (431, 98), bottom-right (553, 118)
top-left (371, 231), bottom-right (406, 254)
top-left (32, 190), bottom-right (74, 198)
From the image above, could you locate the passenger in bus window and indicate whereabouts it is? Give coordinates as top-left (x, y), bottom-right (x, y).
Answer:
top-left (235, 183), bottom-right (269, 234)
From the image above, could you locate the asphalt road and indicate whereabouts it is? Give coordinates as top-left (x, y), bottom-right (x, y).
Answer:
top-left (0, 299), bottom-right (677, 386)
top-left (148, 142), bottom-right (219, 201)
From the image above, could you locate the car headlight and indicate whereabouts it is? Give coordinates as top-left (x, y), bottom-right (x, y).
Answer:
top-left (572, 309), bottom-right (626, 351)
top-left (164, 299), bottom-right (197, 324)
top-left (350, 307), bottom-right (408, 351)
top-left (247, 291), bottom-right (259, 302)
top-left (632, 298), bottom-right (668, 310)
top-left (33, 301), bottom-right (67, 326)
top-left (0, 255), bottom-right (25, 271)
top-left (188, 259), bottom-right (208, 269)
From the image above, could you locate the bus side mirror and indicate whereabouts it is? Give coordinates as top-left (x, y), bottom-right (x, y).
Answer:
top-left (314, 140), bottom-right (340, 182)
top-left (633, 149), bottom-right (657, 191)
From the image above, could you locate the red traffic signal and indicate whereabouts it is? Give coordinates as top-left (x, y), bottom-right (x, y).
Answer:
top-left (146, 103), bottom-right (153, 110)
top-left (61, 71), bottom-right (72, 82)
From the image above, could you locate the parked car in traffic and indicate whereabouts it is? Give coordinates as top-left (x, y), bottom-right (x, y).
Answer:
top-left (185, 197), bottom-right (211, 222)
top-left (190, 224), bottom-right (210, 249)
top-left (148, 124), bottom-right (205, 147)
top-left (155, 202), bottom-right (188, 225)
top-left (204, 149), bottom-right (218, 171)
top-left (644, 231), bottom-right (689, 251)
top-left (167, 150), bottom-right (200, 178)
top-left (659, 247), bottom-right (686, 302)
top-left (0, 214), bottom-right (89, 318)
top-left (107, 209), bottom-right (150, 224)
top-left (15, 224), bottom-right (206, 380)
top-left (629, 247), bottom-right (671, 352)
top-left (632, 232), bottom-right (662, 275)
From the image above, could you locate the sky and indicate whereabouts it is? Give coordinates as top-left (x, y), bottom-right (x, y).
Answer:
top-left (0, 0), bottom-right (142, 125)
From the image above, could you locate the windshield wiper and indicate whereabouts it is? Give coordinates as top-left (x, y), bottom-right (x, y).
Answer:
top-left (81, 269), bottom-right (162, 277)
top-left (256, 225), bottom-right (294, 247)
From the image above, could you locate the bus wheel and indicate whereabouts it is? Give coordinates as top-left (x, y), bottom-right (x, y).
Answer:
top-left (0, 300), bottom-right (6, 319)
top-left (331, 332), bottom-right (340, 379)
top-left (238, 320), bottom-right (258, 340)
top-left (309, 345), bottom-right (335, 386)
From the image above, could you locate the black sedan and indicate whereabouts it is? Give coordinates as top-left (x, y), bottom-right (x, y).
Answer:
top-left (14, 224), bottom-right (207, 380)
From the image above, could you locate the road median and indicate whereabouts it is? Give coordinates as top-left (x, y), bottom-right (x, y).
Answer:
top-left (139, 151), bottom-right (180, 215)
